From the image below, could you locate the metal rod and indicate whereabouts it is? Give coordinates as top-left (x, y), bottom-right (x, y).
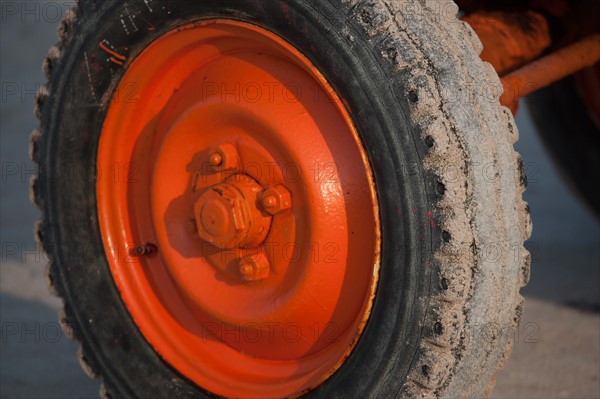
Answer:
top-left (501, 34), bottom-right (600, 111)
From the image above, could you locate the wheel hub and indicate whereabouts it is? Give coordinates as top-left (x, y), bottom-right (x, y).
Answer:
top-left (193, 174), bottom-right (273, 250)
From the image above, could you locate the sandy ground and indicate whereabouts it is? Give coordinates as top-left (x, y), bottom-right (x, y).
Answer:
top-left (1, 5), bottom-right (599, 399)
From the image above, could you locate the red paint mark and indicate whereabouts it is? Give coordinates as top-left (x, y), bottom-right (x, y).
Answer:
top-left (427, 210), bottom-right (437, 228)
top-left (280, 1), bottom-right (290, 23)
top-left (99, 41), bottom-right (126, 61)
top-left (138, 15), bottom-right (156, 31)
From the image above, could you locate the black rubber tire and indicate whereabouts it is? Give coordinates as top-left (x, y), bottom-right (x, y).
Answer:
top-left (527, 75), bottom-right (600, 219)
top-left (31, 0), bottom-right (531, 397)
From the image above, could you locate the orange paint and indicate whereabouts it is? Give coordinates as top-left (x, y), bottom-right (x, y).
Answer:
top-left (501, 34), bottom-right (600, 113)
top-left (464, 11), bottom-right (600, 114)
top-left (108, 57), bottom-right (124, 65)
top-left (462, 11), bottom-right (551, 76)
top-left (99, 41), bottom-right (126, 60)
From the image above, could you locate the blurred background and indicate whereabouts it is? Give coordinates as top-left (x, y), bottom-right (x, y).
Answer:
top-left (1, 2), bottom-right (599, 398)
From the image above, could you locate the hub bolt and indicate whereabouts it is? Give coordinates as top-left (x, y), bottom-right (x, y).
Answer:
top-left (238, 252), bottom-right (270, 282)
top-left (261, 185), bottom-right (292, 215)
top-left (262, 195), bottom-right (277, 208)
top-left (208, 144), bottom-right (240, 172)
top-left (208, 152), bottom-right (223, 167)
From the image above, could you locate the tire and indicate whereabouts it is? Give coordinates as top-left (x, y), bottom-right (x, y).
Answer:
top-left (31, 0), bottom-right (531, 397)
top-left (528, 75), bottom-right (600, 219)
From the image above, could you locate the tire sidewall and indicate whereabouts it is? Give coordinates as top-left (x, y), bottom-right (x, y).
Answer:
top-left (43, 1), bottom-right (439, 397)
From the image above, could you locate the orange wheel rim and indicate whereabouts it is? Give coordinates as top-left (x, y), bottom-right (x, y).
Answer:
top-left (97, 20), bottom-right (380, 398)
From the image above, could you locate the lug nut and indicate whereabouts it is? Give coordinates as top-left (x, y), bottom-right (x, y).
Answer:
top-left (207, 144), bottom-right (240, 172)
top-left (262, 195), bottom-right (277, 209)
top-left (238, 252), bottom-right (270, 282)
top-left (261, 185), bottom-right (292, 215)
top-left (239, 263), bottom-right (254, 277)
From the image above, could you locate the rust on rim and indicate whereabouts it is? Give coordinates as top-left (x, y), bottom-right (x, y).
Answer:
top-left (97, 20), bottom-right (381, 398)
